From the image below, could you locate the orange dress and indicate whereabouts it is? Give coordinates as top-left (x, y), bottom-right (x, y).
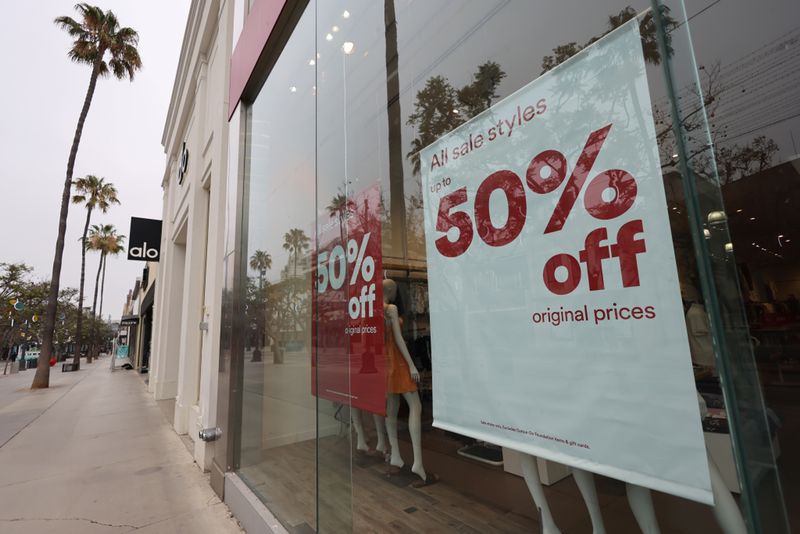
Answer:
top-left (385, 305), bottom-right (417, 394)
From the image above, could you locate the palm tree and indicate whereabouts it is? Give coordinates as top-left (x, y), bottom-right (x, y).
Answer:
top-left (96, 229), bottom-right (125, 344)
top-left (283, 229), bottom-right (311, 278)
top-left (249, 250), bottom-right (272, 289)
top-left (248, 250), bottom-right (271, 362)
top-left (33, 4), bottom-right (141, 389)
top-left (86, 224), bottom-right (125, 360)
top-left (327, 192), bottom-right (356, 245)
top-left (71, 176), bottom-right (119, 367)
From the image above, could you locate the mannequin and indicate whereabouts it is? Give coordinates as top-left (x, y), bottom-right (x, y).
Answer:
top-left (517, 396), bottom-right (746, 533)
top-left (519, 456), bottom-right (645, 534)
top-left (520, 455), bottom-right (661, 534)
top-left (383, 278), bottom-right (437, 486)
top-left (351, 407), bottom-right (388, 455)
top-left (697, 393), bottom-right (748, 534)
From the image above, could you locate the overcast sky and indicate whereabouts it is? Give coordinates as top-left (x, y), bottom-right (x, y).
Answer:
top-left (0, 1), bottom-right (189, 319)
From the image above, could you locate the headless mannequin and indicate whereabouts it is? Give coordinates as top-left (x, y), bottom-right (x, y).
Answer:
top-left (383, 279), bottom-right (432, 484)
top-left (518, 402), bottom-right (746, 534)
top-left (351, 407), bottom-right (388, 455)
top-left (518, 456), bottom-right (640, 534)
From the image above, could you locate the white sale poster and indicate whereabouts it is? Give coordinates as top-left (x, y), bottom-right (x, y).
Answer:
top-left (421, 20), bottom-right (712, 503)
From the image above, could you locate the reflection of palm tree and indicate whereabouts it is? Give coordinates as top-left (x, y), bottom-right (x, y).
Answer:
top-left (283, 229), bottom-right (310, 278)
top-left (327, 192), bottom-right (356, 244)
top-left (540, 6), bottom-right (676, 74)
top-left (249, 250), bottom-right (272, 288)
top-left (248, 250), bottom-right (271, 362)
top-left (406, 63), bottom-right (507, 175)
top-left (385, 0), bottom-right (406, 252)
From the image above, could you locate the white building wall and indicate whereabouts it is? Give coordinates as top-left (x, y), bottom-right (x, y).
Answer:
top-left (150, 0), bottom-right (234, 470)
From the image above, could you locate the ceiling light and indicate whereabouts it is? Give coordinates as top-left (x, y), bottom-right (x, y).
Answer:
top-left (326, 33), bottom-right (333, 41)
top-left (342, 41), bottom-right (355, 55)
top-left (290, 86), bottom-right (297, 92)
top-left (343, 10), bottom-right (350, 18)
top-left (332, 25), bottom-right (340, 32)
top-left (749, 217), bottom-right (756, 221)
top-left (707, 211), bottom-right (726, 224)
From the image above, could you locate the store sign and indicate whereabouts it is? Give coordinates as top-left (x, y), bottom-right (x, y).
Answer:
top-left (119, 315), bottom-right (139, 326)
top-left (178, 141), bottom-right (189, 184)
top-left (421, 21), bottom-right (712, 503)
top-left (128, 217), bottom-right (162, 262)
top-left (312, 184), bottom-right (385, 414)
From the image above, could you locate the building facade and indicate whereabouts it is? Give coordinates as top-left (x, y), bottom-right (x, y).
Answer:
top-left (149, 0), bottom-right (235, 472)
top-left (150, 1), bottom-right (799, 532)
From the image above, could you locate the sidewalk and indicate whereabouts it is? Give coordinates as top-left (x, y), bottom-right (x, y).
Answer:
top-left (0, 359), bottom-right (243, 533)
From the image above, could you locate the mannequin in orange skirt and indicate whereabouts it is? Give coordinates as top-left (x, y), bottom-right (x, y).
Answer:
top-left (383, 278), bottom-right (437, 487)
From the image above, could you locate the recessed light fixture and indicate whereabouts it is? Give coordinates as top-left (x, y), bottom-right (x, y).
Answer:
top-left (290, 86), bottom-right (297, 92)
top-left (736, 209), bottom-right (743, 213)
top-left (326, 33), bottom-right (333, 41)
top-left (343, 10), bottom-right (350, 18)
top-left (749, 217), bottom-right (756, 221)
top-left (342, 41), bottom-right (355, 54)
top-left (332, 25), bottom-right (340, 32)
top-left (308, 59), bottom-right (315, 66)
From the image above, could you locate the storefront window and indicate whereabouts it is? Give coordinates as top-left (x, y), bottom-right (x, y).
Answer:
top-left (236, 6), bottom-right (320, 531)
top-left (233, 0), bottom-right (797, 531)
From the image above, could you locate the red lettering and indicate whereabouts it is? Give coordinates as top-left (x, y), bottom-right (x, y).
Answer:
top-left (578, 228), bottom-right (611, 291)
top-left (523, 105), bottom-right (536, 121)
top-left (610, 220), bottom-right (647, 287)
top-left (474, 170), bottom-right (527, 247)
top-left (435, 187), bottom-right (473, 258)
top-left (543, 254), bottom-right (581, 295)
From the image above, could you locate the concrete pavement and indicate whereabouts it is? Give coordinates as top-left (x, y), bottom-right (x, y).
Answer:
top-left (0, 358), bottom-right (243, 533)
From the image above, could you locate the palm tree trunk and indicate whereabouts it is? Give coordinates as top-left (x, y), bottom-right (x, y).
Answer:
top-left (385, 0), bottom-right (406, 256)
top-left (98, 254), bottom-right (107, 331)
top-left (75, 206), bottom-right (93, 366)
top-left (88, 252), bottom-right (104, 361)
top-left (32, 60), bottom-right (102, 388)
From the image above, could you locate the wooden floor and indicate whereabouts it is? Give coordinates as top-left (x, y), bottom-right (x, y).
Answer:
top-left (238, 423), bottom-right (742, 534)
top-left (238, 433), bottom-right (539, 533)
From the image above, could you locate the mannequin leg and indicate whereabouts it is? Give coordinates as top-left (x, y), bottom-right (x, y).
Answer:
top-left (519, 454), bottom-right (562, 534)
top-left (625, 484), bottom-right (660, 534)
top-left (373, 413), bottom-right (388, 454)
top-left (572, 469), bottom-right (606, 534)
top-left (708, 454), bottom-right (746, 534)
top-left (401, 391), bottom-right (427, 481)
top-left (385, 393), bottom-right (404, 468)
top-left (351, 407), bottom-right (368, 452)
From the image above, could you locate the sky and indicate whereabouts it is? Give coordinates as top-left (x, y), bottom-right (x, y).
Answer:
top-left (0, 1), bottom-right (190, 319)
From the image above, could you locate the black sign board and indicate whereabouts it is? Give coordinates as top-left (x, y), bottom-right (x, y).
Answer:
top-left (120, 315), bottom-right (140, 326)
top-left (128, 217), bottom-right (162, 262)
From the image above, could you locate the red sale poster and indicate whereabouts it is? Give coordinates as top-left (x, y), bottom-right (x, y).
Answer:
top-left (312, 184), bottom-right (385, 414)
